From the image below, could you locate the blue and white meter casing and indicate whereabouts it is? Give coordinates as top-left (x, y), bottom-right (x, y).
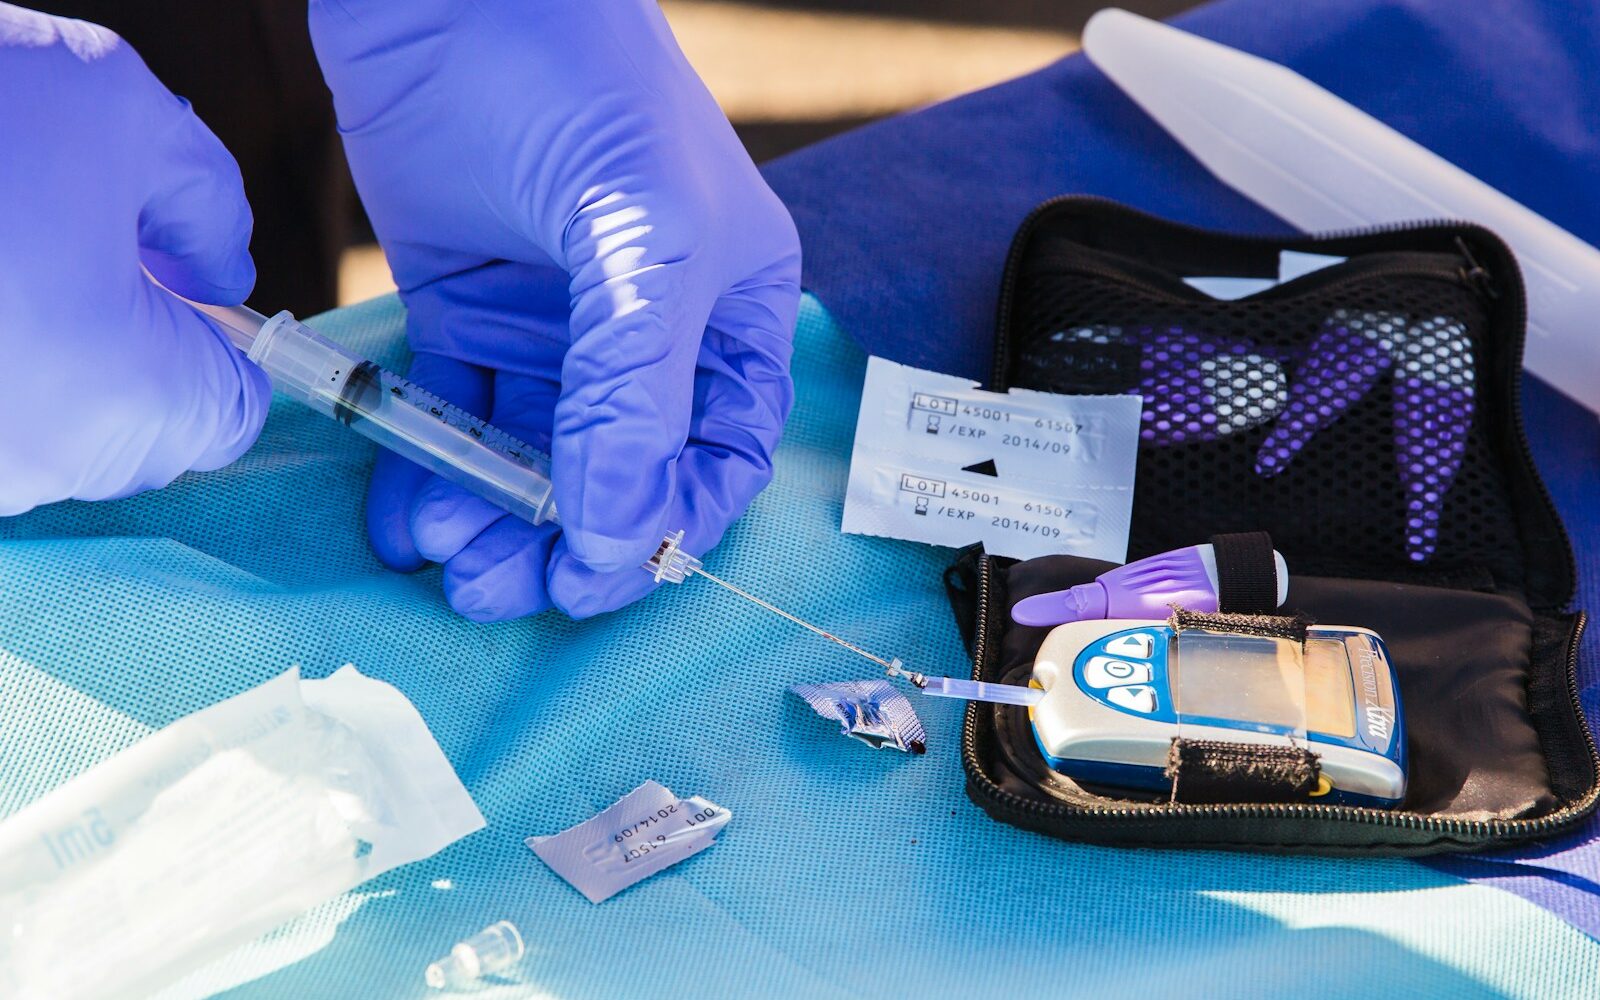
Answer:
top-left (1029, 620), bottom-right (1406, 807)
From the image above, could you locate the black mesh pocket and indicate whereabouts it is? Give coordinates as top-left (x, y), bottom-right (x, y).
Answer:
top-left (1005, 245), bottom-right (1522, 589)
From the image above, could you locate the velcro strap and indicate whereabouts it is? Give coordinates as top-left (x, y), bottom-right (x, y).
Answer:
top-left (1164, 738), bottom-right (1320, 804)
top-left (1209, 531), bottom-right (1278, 615)
top-left (1169, 606), bottom-right (1314, 645)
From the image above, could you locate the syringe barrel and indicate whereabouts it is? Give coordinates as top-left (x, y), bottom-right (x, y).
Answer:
top-left (195, 303), bottom-right (700, 580)
top-left (246, 311), bottom-right (557, 526)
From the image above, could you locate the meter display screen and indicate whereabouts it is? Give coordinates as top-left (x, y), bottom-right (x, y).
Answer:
top-left (1303, 637), bottom-right (1357, 738)
top-left (1171, 632), bottom-right (1357, 738)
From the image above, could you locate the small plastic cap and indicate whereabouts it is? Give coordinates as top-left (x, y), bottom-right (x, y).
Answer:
top-left (425, 957), bottom-right (460, 990)
top-left (1010, 582), bottom-right (1108, 627)
top-left (885, 657), bottom-right (926, 687)
top-left (647, 529), bottom-right (702, 584)
top-left (425, 920), bottom-right (525, 990)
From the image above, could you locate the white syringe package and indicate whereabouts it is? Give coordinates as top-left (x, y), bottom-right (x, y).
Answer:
top-left (0, 666), bottom-right (484, 1000)
top-left (844, 357), bottom-right (1140, 561)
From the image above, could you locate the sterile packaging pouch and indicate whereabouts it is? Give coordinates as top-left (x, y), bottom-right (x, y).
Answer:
top-left (843, 357), bottom-right (1140, 561)
top-left (0, 665), bottom-right (485, 1000)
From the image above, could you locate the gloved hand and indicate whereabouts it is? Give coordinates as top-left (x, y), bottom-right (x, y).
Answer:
top-left (0, 6), bottom-right (269, 516)
top-left (309, 0), bottom-right (800, 620)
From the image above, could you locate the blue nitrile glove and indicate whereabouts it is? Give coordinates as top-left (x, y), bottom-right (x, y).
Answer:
top-left (309, 0), bottom-right (801, 621)
top-left (0, 6), bottom-right (269, 516)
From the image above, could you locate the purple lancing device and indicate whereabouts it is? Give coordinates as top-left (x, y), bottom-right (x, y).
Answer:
top-left (1009, 542), bottom-right (1290, 628)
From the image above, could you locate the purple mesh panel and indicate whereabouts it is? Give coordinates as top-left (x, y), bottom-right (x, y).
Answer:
top-left (1254, 310), bottom-right (1474, 560)
top-left (1388, 314), bottom-right (1476, 561)
top-left (1012, 260), bottom-right (1505, 577)
top-left (1044, 311), bottom-right (1474, 561)
top-left (1255, 323), bottom-right (1391, 477)
top-left (1049, 325), bottom-right (1286, 446)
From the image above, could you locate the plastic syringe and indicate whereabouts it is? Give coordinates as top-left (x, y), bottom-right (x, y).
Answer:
top-left (192, 300), bottom-right (707, 576)
top-left (191, 300), bottom-right (697, 582)
top-left (187, 301), bottom-right (909, 668)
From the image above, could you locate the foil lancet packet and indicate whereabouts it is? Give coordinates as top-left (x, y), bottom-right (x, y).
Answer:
top-left (791, 679), bottom-right (928, 754)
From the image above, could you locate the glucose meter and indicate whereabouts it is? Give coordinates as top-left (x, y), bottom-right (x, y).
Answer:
top-left (1029, 620), bottom-right (1406, 806)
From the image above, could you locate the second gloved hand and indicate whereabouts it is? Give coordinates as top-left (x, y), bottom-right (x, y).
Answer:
top-left (309, 0), bottom-right (801, 620)
top-left (0, 7), bottom-right (268, 515)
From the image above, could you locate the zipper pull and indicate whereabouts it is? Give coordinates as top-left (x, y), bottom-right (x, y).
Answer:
top-left (1454, 236), bottom-right (1500, 300)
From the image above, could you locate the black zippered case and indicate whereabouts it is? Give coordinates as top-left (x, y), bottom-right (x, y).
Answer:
top-left (945, 197), bottom-right (1598, 854)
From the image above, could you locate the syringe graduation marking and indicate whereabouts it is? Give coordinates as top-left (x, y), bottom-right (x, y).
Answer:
top-left (382, 371), bottom-right (544, 471)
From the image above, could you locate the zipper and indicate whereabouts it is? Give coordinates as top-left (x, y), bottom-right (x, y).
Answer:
top-left (1025, 245), bottom-right (1476, 308)
top-left (1483, 237), bottom-right (1579, 612)
top-left (990, 195), bottom-right (1491, 387)
top-left (969, 197), bottom-right (1595, 842)
top-left (1454, 236), bottom-right (1501, 300)
top-left (960, 553), bottom-right (1597, 840)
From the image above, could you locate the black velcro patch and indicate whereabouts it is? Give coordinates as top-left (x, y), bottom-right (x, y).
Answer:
top-left (1168, 606), bottom-right (1315, 645)
top-left (1164, 738), bottom-right (1320, 804)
